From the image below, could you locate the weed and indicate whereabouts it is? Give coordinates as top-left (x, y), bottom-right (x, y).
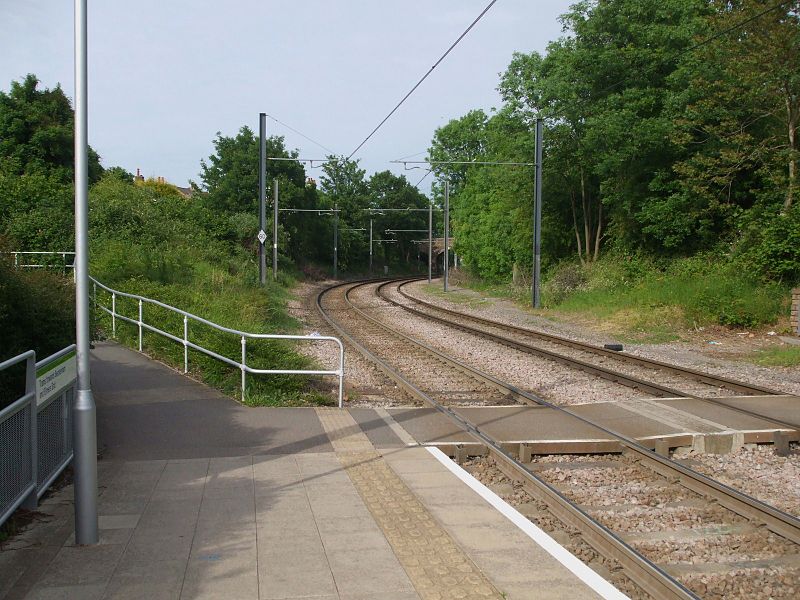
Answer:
top-left (753, 346), bottom-right (800, 367)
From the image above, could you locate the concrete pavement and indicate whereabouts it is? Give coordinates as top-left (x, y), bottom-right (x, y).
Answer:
top-left (0, 342), bottom-right (617, 599)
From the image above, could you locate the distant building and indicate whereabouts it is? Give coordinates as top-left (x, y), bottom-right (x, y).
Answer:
top-left (174, 185), bottom-right (193, 198)
top-left (134, 168), bottom-right (193, 197)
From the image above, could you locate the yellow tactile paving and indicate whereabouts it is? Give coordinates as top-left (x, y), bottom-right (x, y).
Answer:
top-left (315, 408), bottom-right (501, 600)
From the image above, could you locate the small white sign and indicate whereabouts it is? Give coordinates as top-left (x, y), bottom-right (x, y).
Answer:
top-left (36, 351), bottom-right (77, 406)
top-left (257, 230), bottom-right (267, 244)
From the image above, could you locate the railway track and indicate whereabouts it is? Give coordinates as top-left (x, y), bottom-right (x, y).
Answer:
top-left (377, 278), bottom-right (800, 433)
top-left (386, 279), bottom-right (779, 399)
top-left (316, 279), bottom-right (800, 600)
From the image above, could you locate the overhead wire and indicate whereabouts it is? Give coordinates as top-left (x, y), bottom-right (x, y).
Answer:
top-left (414, 169), bottom-right (433, 188)
top-left (347, 0), bottom-right (498, 160)
top-left (266, 114), bottom-right (339, 156)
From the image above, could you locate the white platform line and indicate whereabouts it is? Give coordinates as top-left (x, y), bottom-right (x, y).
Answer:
top-left (375, 407), bottom-right (419, 446)
top-left (427, 447), bottom-right (629, 600)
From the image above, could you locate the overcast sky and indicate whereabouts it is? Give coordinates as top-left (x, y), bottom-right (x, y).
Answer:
top-left (1, 1), bottom-right (572, 194)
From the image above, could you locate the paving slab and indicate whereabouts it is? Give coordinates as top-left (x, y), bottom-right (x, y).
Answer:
top-left (2, 342), bottom-right (622, 600)
top-left (92, 342), bottom-right (333, 459)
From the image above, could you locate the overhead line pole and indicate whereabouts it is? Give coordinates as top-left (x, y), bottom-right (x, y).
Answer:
top-left (533, 118), bottom-right (543, 308)
top-left (428, 202), bottom-right (433, 283)
top-left (73, 0), bottom-right (98, 546)
top-left (369, 217), bottom-right (373, 275)
top-left (443, 181), bottom-right (450, 292)
top-left (273, 179), bottom-right (278, 280)
top-left (333, 204), bottom-right (338, 279)
top-left (259, 113), bottom-right (267, 286)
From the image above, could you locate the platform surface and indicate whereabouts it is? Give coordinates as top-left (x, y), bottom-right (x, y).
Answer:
top-left (0, 342), bottom-right (611, 600)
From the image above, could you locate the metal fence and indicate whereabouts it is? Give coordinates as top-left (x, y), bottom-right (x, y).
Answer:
top-left (5, 251), bottom-right (76, 275)
top-left (90, 278), bottom-right (346, 406)
top-left (0, 345), bottom-right (75, 529)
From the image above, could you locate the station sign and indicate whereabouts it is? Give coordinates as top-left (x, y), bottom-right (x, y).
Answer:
top-left (36, 350), bottom-right (77, 406)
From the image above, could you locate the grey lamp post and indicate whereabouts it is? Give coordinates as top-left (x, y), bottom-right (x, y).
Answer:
top-left (73, 0), bottom-right (98, 545)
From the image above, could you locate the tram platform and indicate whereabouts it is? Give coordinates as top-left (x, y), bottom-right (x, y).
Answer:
top-left (0, 342), bottom-right (619, 600)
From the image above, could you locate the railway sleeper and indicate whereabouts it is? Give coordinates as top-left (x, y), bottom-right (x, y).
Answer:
top-left (621, 523), bottom-right (758, 544)
top-left (661, 554), bottom-right (800, 577)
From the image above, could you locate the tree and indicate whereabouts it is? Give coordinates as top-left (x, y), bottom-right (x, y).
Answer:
top-left (319, 158), bottom-right (369, 270)
top-left (0, 74), bottom-right (102, 183)
top-left (428, 110), bottom-right (489, 195)
top-left (668, 0), bottom-right (800, 216)
top-left (366, 171), bottom-right (429, 267)
top-left (102, 166), bottom-right (134, 183)
top-left (197, 126), bottom-right (305, 214)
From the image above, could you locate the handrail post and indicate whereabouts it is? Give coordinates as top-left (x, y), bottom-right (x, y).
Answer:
top-left (183, 316), bottom-right (188, 373)
top-left (111, 292), bottom-right (116, 338)
top-left (338, 342), bottom-right (345, 409)
top-left (138, 299), bottom-right (143, 352)
top-left (22, 352), bottom-right (38, 509)
top-left (240, 336), bottom-right (247, 402)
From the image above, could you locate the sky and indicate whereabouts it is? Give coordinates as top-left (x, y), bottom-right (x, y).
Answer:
top-left (0, 1), bottom-right (573, 194)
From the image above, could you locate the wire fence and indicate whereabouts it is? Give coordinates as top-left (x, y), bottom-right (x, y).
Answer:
top-left (1, 346), bottom-right (75, 529)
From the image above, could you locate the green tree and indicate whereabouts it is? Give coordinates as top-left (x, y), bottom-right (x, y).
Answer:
top-left (667, 0), bottom-right (800, 221)
top-left (0, 74), bottom-right (102, 183)
top-left (102, 166), bottom-right (134, 183)
top-left (319, 158), bottom-right (369, 270)
top-left (197, 126), bottom-right (305, 214)
top-left (366, 171), bottom-right (429, 268)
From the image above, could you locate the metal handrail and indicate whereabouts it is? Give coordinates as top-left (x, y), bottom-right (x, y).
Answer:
top-left (89, 277), bottom-right (345, 406)
top-left (5, 251), bottom-right (76, 273)
top-left (0, 350), bottom-right (37, 525)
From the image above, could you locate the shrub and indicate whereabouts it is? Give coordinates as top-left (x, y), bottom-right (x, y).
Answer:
top-left (737, 204), bottom-right (800, 284)
top-left (543, 262), bottom-right (587, 305)
top-left (0, 248), bottom-right (74, 408)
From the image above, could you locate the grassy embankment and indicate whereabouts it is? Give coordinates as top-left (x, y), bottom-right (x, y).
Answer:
top-left (89, 177), bottom-right (334, 407)
top-left (92, 270), bottom-right (334, 407)
top-left (430, 254), bottom-right (797, 364)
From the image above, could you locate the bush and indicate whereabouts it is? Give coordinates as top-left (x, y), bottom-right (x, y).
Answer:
top-left (542, 262), bottom-right (587, 305)
top-left (543, 251), bottom-right (789, 333)
top-left (737, 203), bottom-right (800, 284)
top-left (0, 248), bottom-right (74, 408)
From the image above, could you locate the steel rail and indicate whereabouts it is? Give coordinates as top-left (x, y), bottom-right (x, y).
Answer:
top-left (388, 279), bottom-right (800, 431)
top-left (385, 281), bottom-right (691, 399)
top-left (363, 280), bottom-right (800, 544)
top-left (316, 280), bottom-right (696, 600)
top-left (396, 279), bottom-right (780, 397)
top-left (317, 279), bottom-right (800, 598)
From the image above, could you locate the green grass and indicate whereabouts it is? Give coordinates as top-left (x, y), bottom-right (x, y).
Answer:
top-left (92, 262), bottom-right (337, 407)
top-left (449, 254), bottom-right (792, 343)
top-left (549, 258), bottom-right (788, 341)
top-left (752, 346), bottom-right (800, 367)
top-left (419, 283), bottom-right (492, 309)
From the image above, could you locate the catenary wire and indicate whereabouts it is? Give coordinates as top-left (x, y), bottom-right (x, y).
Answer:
top-left (266, 114), bottom-right (339, 156)
top-left (347, 0), bottom-right (498, 160)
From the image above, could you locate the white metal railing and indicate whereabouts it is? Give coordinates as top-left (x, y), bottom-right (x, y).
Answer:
top-left (6, 251), bottom-right (76, 272)
top-left (89, 277), bottom-right (345, 406)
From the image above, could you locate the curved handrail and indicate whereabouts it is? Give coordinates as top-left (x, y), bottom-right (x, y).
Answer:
top-left (89, 276), bottom-right (345, 406)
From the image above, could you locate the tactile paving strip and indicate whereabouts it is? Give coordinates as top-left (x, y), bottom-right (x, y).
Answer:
top-left (316, 408), bottom-right (500, 600)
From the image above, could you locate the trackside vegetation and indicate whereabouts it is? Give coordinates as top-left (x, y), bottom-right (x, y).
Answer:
top-left (88, 175), bottom-right (332, 406)
top-left (427, 0), bottom-right (799, 333)
top-left (2, 0), bottom-right (800, 382)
